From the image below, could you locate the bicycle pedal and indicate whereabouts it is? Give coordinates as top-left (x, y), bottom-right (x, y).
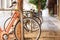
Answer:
top-left (9, 31), bottom-right (14, 34)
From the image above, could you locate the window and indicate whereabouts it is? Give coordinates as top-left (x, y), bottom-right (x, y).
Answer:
top-left (0, 0), bottom-right (1, 8)
top-left (0, 0), bottom-right (18, 9)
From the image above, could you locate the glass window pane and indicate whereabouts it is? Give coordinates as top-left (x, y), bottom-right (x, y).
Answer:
top-left (0, 0), bottom-right (1, 8)
top-left (0, 0), bottom-right (18, 10)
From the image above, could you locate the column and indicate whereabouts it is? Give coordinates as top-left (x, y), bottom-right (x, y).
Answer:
top-left (0, 0), bottom-right (1, 8)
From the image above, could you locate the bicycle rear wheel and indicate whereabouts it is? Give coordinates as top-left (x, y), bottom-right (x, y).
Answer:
top-left (24, 17), bottom-right (41, 40)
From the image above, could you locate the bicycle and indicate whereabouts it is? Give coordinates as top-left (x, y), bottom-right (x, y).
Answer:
top-left (33, 10), bottom-right (43, 24)
top-left (23, 10), bottom-right (42, 40)
top-left (0, 1), bottom-right (22, 40)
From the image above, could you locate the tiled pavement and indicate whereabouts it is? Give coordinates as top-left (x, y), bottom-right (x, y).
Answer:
top-left (41, 16), bottom-right (60, 31)
top-left (39, 16), bottom-right (60, 40)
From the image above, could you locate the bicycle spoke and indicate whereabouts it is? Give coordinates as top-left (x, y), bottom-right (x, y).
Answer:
top-left (24, 17), bottom-right (41, 40)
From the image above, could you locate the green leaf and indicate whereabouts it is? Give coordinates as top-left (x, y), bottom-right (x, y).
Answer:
top-left (29, 0), bottom-right (47, 9)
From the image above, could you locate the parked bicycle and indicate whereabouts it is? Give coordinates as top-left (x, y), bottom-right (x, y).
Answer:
top-left (23, 10), bottom-right (42, 40)
top-left (0, 1), bottom-right (21, 40)
top-left (0, 1), bottom-right (43, 40)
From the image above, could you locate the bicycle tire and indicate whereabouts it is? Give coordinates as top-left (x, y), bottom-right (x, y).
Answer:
top-left (23, 17), bottom-right (41, 40)
top-left (14, 20), bottom-right (21, 40)
top-left (24, 17), bottom-right (40, 32)
top-left (4, 17), bottom-right (11, 31)
top-left (33, 17), bottom-right (42, 40)
top-left (33, 16), bottom-right (42, 24)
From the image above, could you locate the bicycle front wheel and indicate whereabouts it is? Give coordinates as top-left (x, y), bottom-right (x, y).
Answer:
top-left (14, 20), bottom-right (21, 40)
top-left (24, 17), bottom-right (40, 32)
top-left (24, 17), bottom-right (41, 40)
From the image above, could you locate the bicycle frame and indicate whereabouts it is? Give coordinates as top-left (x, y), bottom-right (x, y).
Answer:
top-left (0, 9), bottom-right (20, 40)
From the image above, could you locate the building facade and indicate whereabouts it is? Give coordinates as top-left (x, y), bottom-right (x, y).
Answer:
top-left (47, 0), bottom-right (60, 20)
top-left (57, 0), bottom-right (60, 20)
top-left (47, 0), bottom-right (57, 16)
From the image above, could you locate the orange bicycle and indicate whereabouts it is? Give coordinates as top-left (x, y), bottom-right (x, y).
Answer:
top-left (0, 1), bottom-right (21, 40)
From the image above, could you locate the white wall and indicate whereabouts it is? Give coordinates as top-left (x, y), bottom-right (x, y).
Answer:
top-left (0, 0), bottom-right (17, 30)
top-left (23, 0), bottom-right (37, 10)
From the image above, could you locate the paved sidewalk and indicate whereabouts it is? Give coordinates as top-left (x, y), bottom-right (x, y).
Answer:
top-left (49, 16), bottom-right (60, 30)
top-left (41, 16), bottom-right (60, 31)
